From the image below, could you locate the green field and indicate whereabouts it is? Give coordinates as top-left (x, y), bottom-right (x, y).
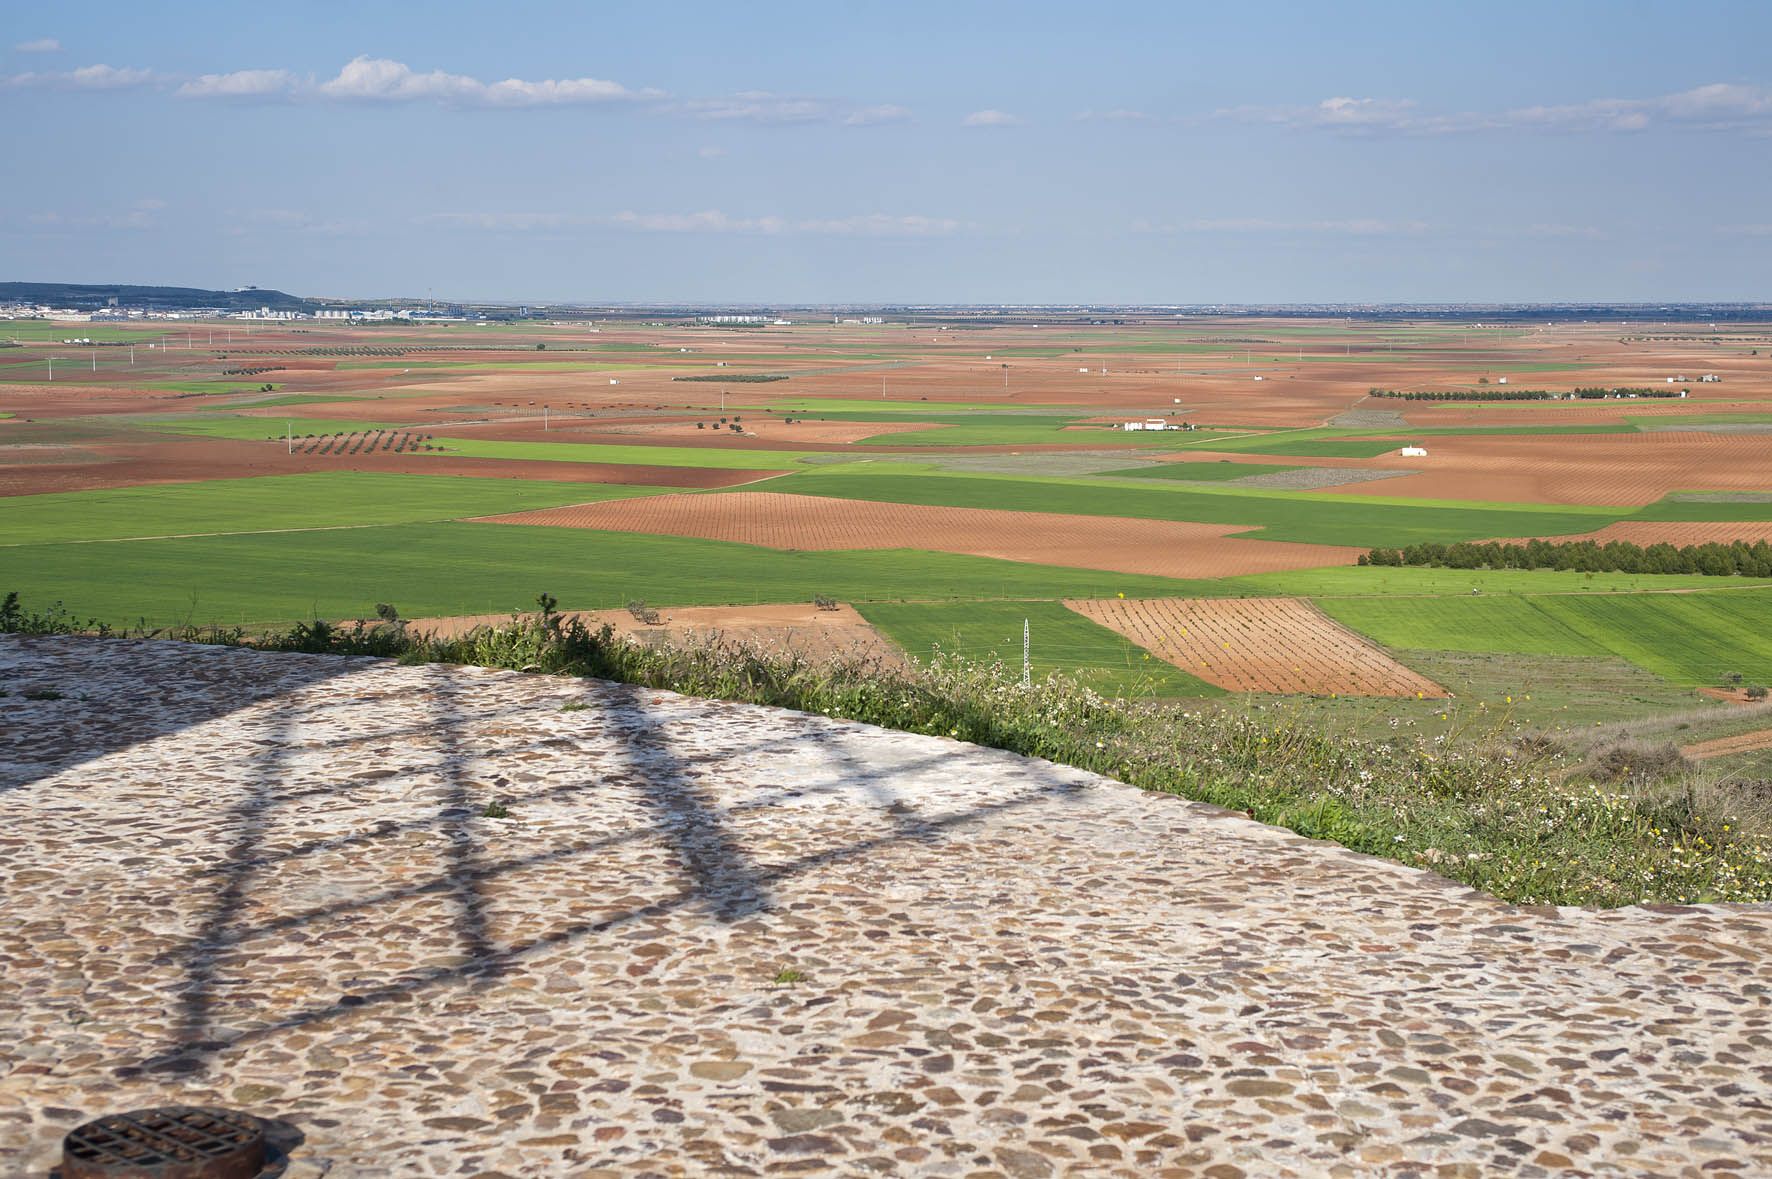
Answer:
top-left (6, 523), bottom-right (1210, 630)
top-left (858, 600), bottom-right (1221, 697)
top-left (429, 437), bottom-right (819, 470)
top-left (1236, 565), bottom-right (1772, 597)
top-left (0, 472), bottom-right (648, 545)
top-left (1320, 588), bottom-right (1772, 685)
top-left (765, 468), bottom-right (1621, 545)
top-left (139, 416), bottom-right (411, 440)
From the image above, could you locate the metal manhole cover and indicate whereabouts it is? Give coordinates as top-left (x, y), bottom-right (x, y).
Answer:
top-left (62, 1105), bottom-right (266, 1179)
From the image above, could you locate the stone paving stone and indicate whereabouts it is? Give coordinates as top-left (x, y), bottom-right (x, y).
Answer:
top-left (2, 635), bottom-right (1770, 1177)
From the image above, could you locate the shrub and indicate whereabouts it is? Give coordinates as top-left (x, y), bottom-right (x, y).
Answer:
top-left (17, 589), bottom-right (1772, 907)
top-left (1748, 685), bottom-right (1769, 700)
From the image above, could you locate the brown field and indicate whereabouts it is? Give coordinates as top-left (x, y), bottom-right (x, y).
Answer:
top-left (1321, 432), bottom-right (1772, 506)
top-left (404, 602), bottom-right (905, 667)
top-left (476, 492), bottom-right (1361, 580)
top-left (8, 314), bottom-right (1772, 499)
top-left (1066, 596), bottom-right (1449, 697)
top-left (0, 435), bottom-right (773, 496)
top-left (590, 418), bottom-right (935, 445)
top-left (1497, 521), bottom-right (1772, 547)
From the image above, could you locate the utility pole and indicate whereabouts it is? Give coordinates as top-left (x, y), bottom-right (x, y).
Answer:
top-left (130, 345), bottom-right (136, 365)
top-left (286, 421), bottom-right (293, 455)
top-left (1022, 618), bottom-right (1031, 689)
top-left (543, 404), bottom-right (549, 432)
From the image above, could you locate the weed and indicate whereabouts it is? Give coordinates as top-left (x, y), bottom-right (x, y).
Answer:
top-left (772, 968), bottom-right (808, 986)
top-left (25, 591), bottom-right (1772, 906)
top-left (23, 688), bottom-right (66, 701)
top-left (560, 700), bottom-right (590, 712)
top-left (481, 800), bottom-right (511, 819)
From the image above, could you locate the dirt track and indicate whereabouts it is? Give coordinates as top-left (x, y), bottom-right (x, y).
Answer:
top-left (475, 492), bottom-right (1361, 580)
top-left (1682, 727), bottom-right (1772, 760)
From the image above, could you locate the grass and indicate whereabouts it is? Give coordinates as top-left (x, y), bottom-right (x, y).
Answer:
top-left (1233, 650), bottom-right (1706, 737)
top-left (21, 599), bottom-right (1758, 907)
top-left (766, 468), bottom-right (1622, 546)
top-left (137, 416), bottom-right (411, 440)
top-left (5, 521), bottom-right (1211, 630)
top-left (0, 323), bottom-right (167, 343)
top-left (0, 472), bottom-right (652, 545)
top-left (853, 415), bottom-right (1198, 448)
top-left (427, 437), bottom-right (819, 470)
top-left (1320, 588), bottom-right (1772, 685)
top-left (1236, 565), bottom-right (1772, 597)
top-left (1633, 496), bottom-right (1772, 522)
top-left (858, 600), bottom-right (1221, 697)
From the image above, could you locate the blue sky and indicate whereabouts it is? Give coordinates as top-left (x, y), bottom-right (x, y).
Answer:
top-left (4, 1), bottom-right (1770, 303)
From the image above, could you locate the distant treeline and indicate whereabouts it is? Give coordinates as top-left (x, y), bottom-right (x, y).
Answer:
top-left (1361, 538), bottom-right (1772, 576)
top-left (1371, 388), bottom-right (1557, 401)
top-left (1370, 386), bottom-right (1685, 402)
top-left (670, 373), bottom-right (788, 383)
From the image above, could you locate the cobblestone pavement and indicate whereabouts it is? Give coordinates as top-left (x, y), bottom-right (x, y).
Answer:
top-left (3, 636), bottom-right (1770, 1178)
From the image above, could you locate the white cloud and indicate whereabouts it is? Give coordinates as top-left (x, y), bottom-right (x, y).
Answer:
top-left (313, 55), bottom-right (656, 106)
top-left (794, 214), bottom-right (961, 237)
top-left (162, 56), bottom-right (658, 106)
top-left (844, 103), bottom-right (912, 126)
top-left (4, 63), bottom-right (160, 90)
top-left (674, 92), bottom-right (912, 126)
top-left (1077, 108), bottom-right (1154, 122)
top-left (1213, 83), bottom-right (1772, 136)
top-left (609, 209), bottom-right (788, 233)
top-left (229, 208), bottom-right (366, 236)
top-left (420, 209), bottom-right (965, 237)
top-left (675, 90), bottom-right (828, 123)
top-left (963, 108), bottom-right (1019, 127)
top-left (178, 68), bottom-right (299, 99)
top-left (417, 212), bottom-right (591, 231)
top-left (14, 38), bottom-right (61, 53)
top-left (25, 198), bottom-right (163, 231)
top-left (1138, 217), bottom-right (1427, 236)
top-left (1522, 223), bottom-right (1607, 240)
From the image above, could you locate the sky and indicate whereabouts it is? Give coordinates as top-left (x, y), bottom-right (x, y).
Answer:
top-left (3, 0), bottom-right (1771, 304)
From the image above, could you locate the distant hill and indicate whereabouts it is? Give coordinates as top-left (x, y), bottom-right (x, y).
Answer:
top-left (0, 282), bottom-right (314, 312)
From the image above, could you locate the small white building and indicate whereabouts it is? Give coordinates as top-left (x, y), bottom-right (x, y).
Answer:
top-left (1400, 445), bottom-right (1429, 458)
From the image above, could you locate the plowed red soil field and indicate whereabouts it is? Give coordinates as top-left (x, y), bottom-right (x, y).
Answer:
top-left (1323, 432), bottom-right (1772, 506)
top-left (1065, 596), bottom-right (1448, 697)
top-left (1498, 521), bottom-right (1772, 547)
top-left (405, 603), bottom-right (905, 667)
top-left (475, 492), bottom-right (1360, 580)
